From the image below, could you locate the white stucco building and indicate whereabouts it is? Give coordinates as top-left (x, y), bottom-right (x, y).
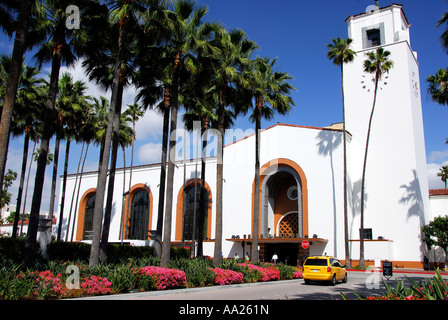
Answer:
top-left (6, 3), bottom-right (442, 268)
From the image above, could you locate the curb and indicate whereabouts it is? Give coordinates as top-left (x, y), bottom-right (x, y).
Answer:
top-left (70, 279), bottom-right (302, 300)
top-left (346, 268), bottom-right (448, 275)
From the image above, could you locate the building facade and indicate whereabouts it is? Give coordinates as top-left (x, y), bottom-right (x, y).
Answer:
top-left (24, 4), bottom-right (437, 268)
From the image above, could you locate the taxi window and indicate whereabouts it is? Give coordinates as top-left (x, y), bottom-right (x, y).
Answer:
top-left (331, 260), bottom-right (342, 267)
top-left (304, 258), bottom-right (328, 266)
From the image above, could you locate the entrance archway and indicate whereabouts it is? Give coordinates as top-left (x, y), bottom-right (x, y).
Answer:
top-left (251, 159), bottom-right (309, 265)
top-left (253, 158), bottom-right (308, 238)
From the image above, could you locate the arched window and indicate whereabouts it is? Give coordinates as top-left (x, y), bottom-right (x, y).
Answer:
top-left (128, 189), bottom-right (150, 239)
top-left (183, 185), bottom-right (208, 241)
top-left (83, 194), bottom-right (95, 240)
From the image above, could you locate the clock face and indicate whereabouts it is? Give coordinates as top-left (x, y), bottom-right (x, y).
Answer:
top-left (411, 71), bottom-right (419, 97)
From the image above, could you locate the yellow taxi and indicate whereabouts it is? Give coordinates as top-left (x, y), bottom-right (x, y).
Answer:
top-left (302, 256), bottom-right (347, 285)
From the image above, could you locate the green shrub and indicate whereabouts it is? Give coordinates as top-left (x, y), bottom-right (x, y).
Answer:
top-left (169, 258), bottom-right (214, 288)
top-left (109, 264), bottom-right (137, 294)
top-left (341, 268), bottom-right (448, 300)
top-left (0, 237), bottom-right (25, 263)
top-left (277, 264), bottom-right (295, 280)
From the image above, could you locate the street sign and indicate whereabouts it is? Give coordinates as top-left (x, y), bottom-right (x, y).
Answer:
top-left (382, 261), bottom-right (393, 280)
top-left (301, 240), bottom-right (310, 249)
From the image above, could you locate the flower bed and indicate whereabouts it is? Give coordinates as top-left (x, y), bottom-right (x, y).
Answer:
top-left (292, 269), bottom-right (303, 279)
top-left (211, 268), bottom-right (244, 286)
top-left (133, 266), bottom-right (187, 291)
top-left (237, 263), bottom-right (280, 282)
top-left (28, 270), bottom-right (112, 299)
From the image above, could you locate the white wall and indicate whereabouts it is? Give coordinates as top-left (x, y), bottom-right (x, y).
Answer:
top-left (344, 6), bottom-right (430, 263)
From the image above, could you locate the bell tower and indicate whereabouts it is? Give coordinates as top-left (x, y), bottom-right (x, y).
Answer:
top-left (343, 3), bottom-right (430, 264)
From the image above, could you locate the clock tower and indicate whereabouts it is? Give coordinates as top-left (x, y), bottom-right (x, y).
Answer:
top-left (343, 4), bottom-right (430, 264)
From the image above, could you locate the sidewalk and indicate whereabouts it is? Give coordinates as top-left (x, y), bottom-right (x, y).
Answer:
top-left (346, 267), bottom-right (448, 275)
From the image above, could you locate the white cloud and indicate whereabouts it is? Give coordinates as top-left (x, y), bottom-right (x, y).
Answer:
top-left (428, 150), bottom-right (448, 163)
top-left (133, 109), bottom-right (164, 141)
top-left (138, 142), bottom-right (162, 164)
top-left (427, 161), bottom-right (448, 189)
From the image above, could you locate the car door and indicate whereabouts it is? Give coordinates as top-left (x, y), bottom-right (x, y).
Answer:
top-left (333, 259), bottom-right (344, 280)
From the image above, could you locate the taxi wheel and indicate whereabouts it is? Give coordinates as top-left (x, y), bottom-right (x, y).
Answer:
top-left (330, 274), bottom-right (337, 286)
top-left (342, 273), bottom-right (348, 283)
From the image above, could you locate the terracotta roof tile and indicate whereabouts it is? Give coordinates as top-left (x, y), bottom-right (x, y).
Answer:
top-left (429, 189), bottom-right (448, 196)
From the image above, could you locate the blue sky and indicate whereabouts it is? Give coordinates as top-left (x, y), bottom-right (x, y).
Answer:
top-left (2, 0), bottom-right (448, 212)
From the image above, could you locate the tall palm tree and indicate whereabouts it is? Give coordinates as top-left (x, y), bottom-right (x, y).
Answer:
top-left (182, 64), bottom-right (236, 256)
top-left (4, 59), bottom-right (46, 238)
top-left (22, 0), bottom-right (98, 265)
top-left (52, 73), bottom-right (91, 229)
top-left (244, 56), bottom-right (295, 262)
top-left (99, 109), bottom-right (134, 260)
top-left (156, 0), bottom-right (218, 267)
top-left (437, 166), bottom-right (448, 188)
top-left (359, 47), bottom-right (393, 268)
top-left (0, 0), bottom-right (36, 190)
top-left (208, 27), bottom-right (258, 266)
top-left (326, 37), bottom-right (356, 268)
top-left (51, 73), bottom-right (92, 242)
top-left (427, 68), bottom-right (448, 106)
top-left (85, 0), bottom-right (153, 267)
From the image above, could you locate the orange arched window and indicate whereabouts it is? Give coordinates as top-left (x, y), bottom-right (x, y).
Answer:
top-left (175, 179), bottom-right (213, 241)
top-left (76, 188), bottom-right (96, 241)
top-left (122, 184), bottom-right (153, 240)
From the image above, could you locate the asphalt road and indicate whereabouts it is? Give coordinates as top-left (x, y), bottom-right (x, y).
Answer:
top-left (77, 270), bottom-right (445, 301)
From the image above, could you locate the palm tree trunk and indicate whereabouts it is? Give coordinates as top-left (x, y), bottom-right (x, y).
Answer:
top-left (57, 139), bottom-right (70, 241)
top-left (161, 66), bottom-right (180, 267)
top-left (90, 20), bottom-right (127, 267)
top-left (71, 143), bottom-right (89, 241)
top-left (360, 72), bottom-right (380, 268)
top-left (251, 99), bottom-right (262, 262)
top-left (120, 146), bottom-right (126, 243)
top-left (154, 95), bottom-right (170, 258)
top-left (123, 117), bottom-right (136, 242)
top-left (48, 131), bottom-right (61, 221)
top-left (12, 133), bottom-right (29, 238)
top-left (100, 85), bottom-right (124, 261)
top-left (0, 0), bottom-right (31, 189)
top-left (197, 120), bottom-right (209, 257)
top-left (213, 85), bottom-right (226, 267)
top-left (65, 139), bottom-right (81, 242)
top-left (23, 32), bottom-right (63, 266)
top-left (20, 140), bottom-right (36, 236)
top-left (341, 64), bottom-right (351, 268)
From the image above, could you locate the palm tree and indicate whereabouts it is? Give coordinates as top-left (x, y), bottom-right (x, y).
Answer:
top-left (84, 0), bottom-right (153, 267)
top-left (359, 47), bottom-right (394, 268)
top-left (182, 64), bottom-right (237, 256)
top-left (99, 109), bottom-right (134, 260)
top-left (23, 0), bottom-right (76, 265)
top-left (156, 0), bottom-right (218, 267)
top-left (3, 58), bottom-right (46, 238)
top-left (244, 56), bottom-right (295, 262)
top-left (326, 37), bottom-right (356, 268)
top-left (51, 73), bottom-right (92, 242)
top-left (0, 0), bottom-right (36, 189)
top-left (436, 10), bottom-right (448, 54)
top-left (427, 68), bottom-right (448, 106)
top-left (208, 27), bottom-right (258, 266)
top-left (437, 166), bottom-right (448, 188)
